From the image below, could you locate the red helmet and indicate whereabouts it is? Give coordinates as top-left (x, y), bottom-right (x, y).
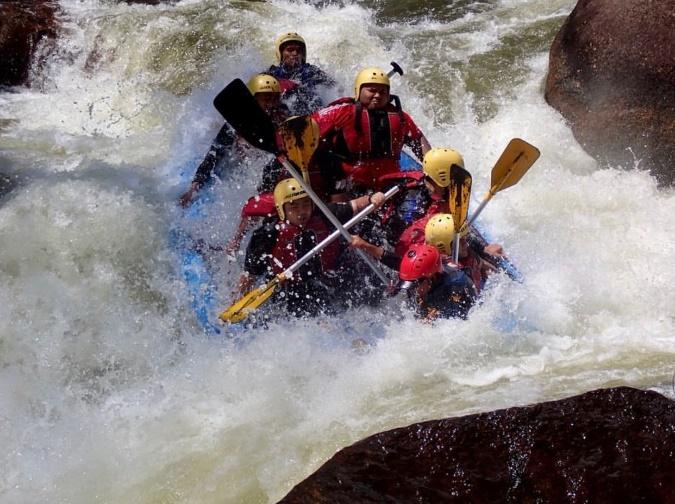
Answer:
top-left (399, 243), bottom-right (442, 281)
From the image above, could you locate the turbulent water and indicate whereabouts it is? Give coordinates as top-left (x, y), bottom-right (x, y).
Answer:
top-left (1, 0), bottom-right (674, 502)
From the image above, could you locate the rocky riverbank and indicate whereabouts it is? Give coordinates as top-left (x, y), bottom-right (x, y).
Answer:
top-left (280, 387), bottom-right (675, 503)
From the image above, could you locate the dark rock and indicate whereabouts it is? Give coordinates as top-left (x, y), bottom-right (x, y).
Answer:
top-left (0, 0), bottom-right (59, 88)
top-left (280, 387), bottom-right (675, 503)
top-left (545, 0), bottom-right (675, 186)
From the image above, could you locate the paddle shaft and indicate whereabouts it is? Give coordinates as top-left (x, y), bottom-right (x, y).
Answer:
top-left (452, 233), bottom-right (461, 263)
top-left (462, 165), bottom-right (514, 233)
top-left (464, 196), bottom-right (490, 230)
top-left (277, 157), bottom-right (391, 285)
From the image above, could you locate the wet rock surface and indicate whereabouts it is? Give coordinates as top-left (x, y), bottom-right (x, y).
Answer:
top-left (0, 0), bottom-right (59, 88)
top-left (280, 387), bottom-right (675, 503)
top-left (545, 0), bottom-right (675, 186)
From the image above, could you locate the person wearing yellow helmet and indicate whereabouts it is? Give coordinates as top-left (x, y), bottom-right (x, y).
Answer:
top-left (274, 32), bottom-right (307, 69)
top-left (178, 73), bottom-right (289, 208)
top-left (423, 213), bottom-right (494, 292)
top-left (237, 179), bottom-right (386, 317)
top-left (386, 148), bottom-right (466, 235)
top-left (266, 32), bottom-right (336, 115)
top-left (392, 205), bottom-right (499, 292)
top-left (246, 73), bottom-right (288, 124)
top-left (343, 205), bottom-right (491, 300)
top-left (423, 147), bottom-right (465, 195)
top-left (310, 66), bottom-right (431, 197)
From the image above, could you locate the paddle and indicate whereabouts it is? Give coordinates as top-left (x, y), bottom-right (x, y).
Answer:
top-left (462, 138), bottom-right (540, 280)
top-left (213, 79), bottom-right (390, 285)
top-left (220, 185), bottom-right (401, 323)
top-left (447, 165), bottom-right (473, 263)
top-left (463, 138), bottom-right (540, 231)
top-left (278, 115), bottom-right (319, 183)
top-left (387, 61), bottom-right (404, 78)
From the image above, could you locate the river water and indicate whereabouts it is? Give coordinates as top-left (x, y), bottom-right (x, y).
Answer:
top-left (1, 0), bottom-right (674, 502)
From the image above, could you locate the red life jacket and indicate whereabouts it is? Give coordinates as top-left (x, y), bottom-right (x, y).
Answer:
top-left (377, 169), bottom-right (425, 189)
top-left (375, 170), bottom-right (426, 226)
top-left (270, 215), bottom-right (341, 277)
top-left (314, 98), bottom-right (423, 189)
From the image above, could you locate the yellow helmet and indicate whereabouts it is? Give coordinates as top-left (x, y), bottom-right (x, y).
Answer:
top-left (275, 32), bottom-right (306, 64)
top-left (424, 213), bottom-right (456, 255)
top-left (353, 67), bottom-right (390, 99)
top-left (247, 74), bottom-right (281, 95)
top-left (422, 148), bottom-right (465, 188)
top-left (274, 178), bottom-right (309, 220)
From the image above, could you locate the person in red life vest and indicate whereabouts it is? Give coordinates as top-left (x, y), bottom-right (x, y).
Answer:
top-left (398, 241), bottom-right (478, 321)
top-left (179, 74), bottom-right (289, 208)
top-left (238, 178), bottom-right (385, 318)
top-left (265, 32), bottom-right (336, 116)
top-left (310, 67), bottom-right (431, 198)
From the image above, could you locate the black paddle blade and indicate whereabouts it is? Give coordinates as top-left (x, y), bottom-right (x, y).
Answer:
top-left (213, 79), bottom-right (278, 154)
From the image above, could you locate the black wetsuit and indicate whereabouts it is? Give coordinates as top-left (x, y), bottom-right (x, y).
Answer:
top-left (267, 63), bottom-right (335, 115)
top-left (412, 265), bottom-right (478, 320)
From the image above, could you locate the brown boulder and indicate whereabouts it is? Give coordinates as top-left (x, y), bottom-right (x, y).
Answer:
top-left (0, 0), bottom-right (59, 88)
top-left (545, 0), bottom-right (675, 186)
top-left (279, 387), bottom-right (675, 503)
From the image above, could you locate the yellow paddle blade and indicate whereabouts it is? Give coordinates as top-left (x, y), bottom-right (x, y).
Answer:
top-left (278, 116), bottom-right (320, 182)
top-left (490, 138), bottom-right (540, 195)
top-left (448, 165), bottom-right (472, 232)
top-left (219, 278), bottom-right (280, 324)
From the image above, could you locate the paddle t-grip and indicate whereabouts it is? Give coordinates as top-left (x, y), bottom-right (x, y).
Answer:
top-left (387, 61), bottom-right (404, 78)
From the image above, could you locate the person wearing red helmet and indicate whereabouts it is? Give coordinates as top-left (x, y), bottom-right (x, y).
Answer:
top-left (398, 241), bottom-right (478, 321)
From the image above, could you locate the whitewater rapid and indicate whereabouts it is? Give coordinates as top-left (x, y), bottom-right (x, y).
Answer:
top-left (1, 0), bottom-right (674, 502)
